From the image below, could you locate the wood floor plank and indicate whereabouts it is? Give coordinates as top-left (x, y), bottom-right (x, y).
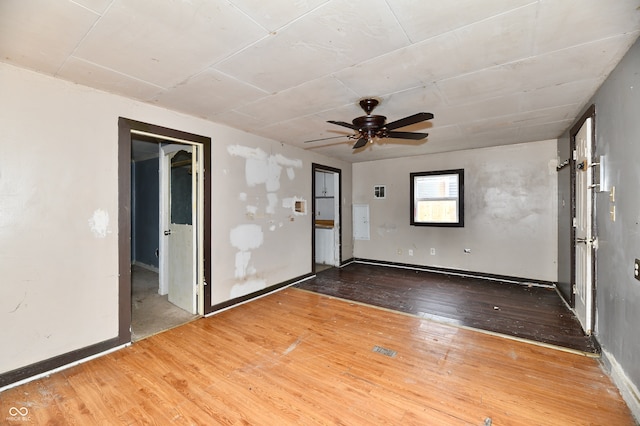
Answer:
top-left (0, 288), bottom-right (633, 425)
top-left (297, 263), bottom-right (598, 353)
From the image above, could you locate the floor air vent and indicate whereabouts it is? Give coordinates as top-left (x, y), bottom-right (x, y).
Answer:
top-left (372, 345), bottom-right (397, 357)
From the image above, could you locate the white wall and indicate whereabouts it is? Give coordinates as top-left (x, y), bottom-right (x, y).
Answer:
top-left (0, 63), bottom-right (352, 374)
top-left (353, 140), bottom-right (558, 282)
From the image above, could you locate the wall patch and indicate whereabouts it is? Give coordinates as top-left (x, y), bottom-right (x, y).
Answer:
top-left (230, 224), bottom-right (263, 251)
top-left (88, 209), bottom-right (109, 238)
top-left (230, 279), bottom-right (267, 299)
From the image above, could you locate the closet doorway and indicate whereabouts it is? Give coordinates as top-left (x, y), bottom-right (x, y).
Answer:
top-left (118, 117), bottom-right (212, 346)
top-left (131, 137), bottom-right (203, 340)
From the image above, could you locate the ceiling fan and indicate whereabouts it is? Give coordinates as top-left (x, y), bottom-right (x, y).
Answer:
top-left (306, 98), bottom-right (434, 149)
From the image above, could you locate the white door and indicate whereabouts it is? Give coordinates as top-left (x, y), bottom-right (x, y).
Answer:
top-left (160, 145), bottom-right (197, 314)
top-left (575, 117), bottom-right (594, 334)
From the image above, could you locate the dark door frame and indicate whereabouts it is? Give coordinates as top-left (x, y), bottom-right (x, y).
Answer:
top-left (311, 163), bottom-right (342, 274)
top-left (118, 118), bottom-right (212, 346)
top-left (567, 105), bottom-right (596, 323)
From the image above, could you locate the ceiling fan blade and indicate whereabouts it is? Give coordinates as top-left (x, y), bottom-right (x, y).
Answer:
top-left (328, 120), bottom-right (359, 130)
top-left (352, 137), bottom-right (368, 149)
top-left (304, 135), bottom-right (351, 143)
top-left (385, 112), bottom-right (434, 130)
top-left (385, 131), bottom-right (429, 140)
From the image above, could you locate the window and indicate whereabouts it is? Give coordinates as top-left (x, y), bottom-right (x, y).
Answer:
top-left (410, 169), bottom-right (464, 227)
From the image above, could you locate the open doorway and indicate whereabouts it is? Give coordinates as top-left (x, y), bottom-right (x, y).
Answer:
top-left (131, 138), bottom-right (202, 340)
top-left (312, 164), bottom-right (342, 273)
top-left (131, 138), bottom-right (200, 340)
top-left (118, 118), bottom-right (212, 345)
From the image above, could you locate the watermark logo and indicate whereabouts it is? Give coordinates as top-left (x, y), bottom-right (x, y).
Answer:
top-left (7, 406), bottom-right (30, 422)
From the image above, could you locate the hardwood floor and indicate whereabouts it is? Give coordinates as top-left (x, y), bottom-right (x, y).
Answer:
top-left (297, 263), bottom-right (598, 354)
top-left (0, 288), bottom-right (633, 425)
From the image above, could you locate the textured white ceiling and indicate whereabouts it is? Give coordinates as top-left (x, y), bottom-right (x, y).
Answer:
top-left (1, 0), bottom-right (639, 162)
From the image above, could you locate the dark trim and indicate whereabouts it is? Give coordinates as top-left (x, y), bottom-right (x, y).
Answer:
top-left (410, 168), bottom-right (465, 227)
top-left (117, 118), bottom-right (132, 345)
top-left (569, 104), bottom-right (596, 136)
top-left (119, 117), bottom-right (213, 319)
top-left (353, 258), bottom-right (556, 287)
top-left (311, 164), bottom-right (343, 274)
top-left (208, 273), bottom-right (314, 313)
top-left (0, 338), bottom-right (122, 388)
top-left (203, 134), bottom-right (212, 314)
top-left (340, 257), bottom-right (355, 267)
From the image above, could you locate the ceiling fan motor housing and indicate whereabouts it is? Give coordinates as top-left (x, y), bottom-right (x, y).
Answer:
top-left (352, 115), bottom-right (387, 132)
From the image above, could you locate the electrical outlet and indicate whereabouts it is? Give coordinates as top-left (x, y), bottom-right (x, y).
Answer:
top-left (408, 249), bottom-right (414, 256)
top-left (635, 259), bottom-right (640, 281)
top-left (430, 248), bottom-right (436, 255)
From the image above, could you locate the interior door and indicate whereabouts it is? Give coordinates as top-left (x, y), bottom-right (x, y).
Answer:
top-left (163, 146), bottom-right (197, 314)
top-left (574, 117), bottom-right (594, 334)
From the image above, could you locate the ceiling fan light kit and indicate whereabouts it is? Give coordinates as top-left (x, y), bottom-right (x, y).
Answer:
top-left (322, 98), bottom-right (434, 150)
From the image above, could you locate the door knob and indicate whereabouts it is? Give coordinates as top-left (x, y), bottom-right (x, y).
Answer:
top-left (164, 230), bottom-right (171, 236)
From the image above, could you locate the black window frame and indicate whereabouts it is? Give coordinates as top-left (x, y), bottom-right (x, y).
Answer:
top-left (410, 168), bottom-right (464, 227)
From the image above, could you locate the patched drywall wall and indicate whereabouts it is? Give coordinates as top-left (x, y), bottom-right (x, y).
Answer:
top-left (562, 37), bottom-right (640, 405)
top-left (0, 62), bottom-right (352, 376)
top-left (215, 144), bottom-right (310, 303)
top-left (353, 140), bottom-right (558, 282)
top-left (211, 138), bottom-right (354, 308)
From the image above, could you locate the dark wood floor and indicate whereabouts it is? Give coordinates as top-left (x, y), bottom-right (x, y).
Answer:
top-left (298, 262), bottom-right (599, 354)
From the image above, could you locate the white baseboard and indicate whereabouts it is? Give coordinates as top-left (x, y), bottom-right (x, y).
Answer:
top-left (601, 348), bottom-right (640, 423)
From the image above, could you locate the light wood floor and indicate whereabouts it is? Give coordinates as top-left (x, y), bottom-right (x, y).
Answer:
top-left (0, 289), bottom-right (634, 425)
